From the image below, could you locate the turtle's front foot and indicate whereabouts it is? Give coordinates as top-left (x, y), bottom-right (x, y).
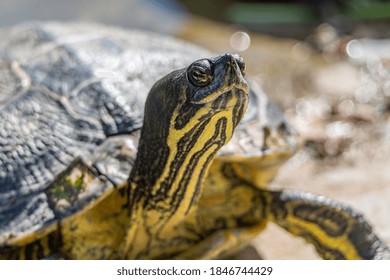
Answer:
top-left (269, 189), bottom-right (390, 260)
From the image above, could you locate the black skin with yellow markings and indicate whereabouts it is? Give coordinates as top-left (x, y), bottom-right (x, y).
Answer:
top-left (268, 189), bottom-right (390, 260)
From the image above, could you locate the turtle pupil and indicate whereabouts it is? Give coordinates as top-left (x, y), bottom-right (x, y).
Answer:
top-left (187, 59), bottom-right (213, 87)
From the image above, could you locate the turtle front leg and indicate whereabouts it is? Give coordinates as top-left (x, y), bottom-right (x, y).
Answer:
top-left (176, 186), bottom-right (389, 260)
top-left (268, 189), bottom-right (390, 260)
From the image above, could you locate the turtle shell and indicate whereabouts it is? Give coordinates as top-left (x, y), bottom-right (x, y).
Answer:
top-left (0, 21), bottom-right (210, 241)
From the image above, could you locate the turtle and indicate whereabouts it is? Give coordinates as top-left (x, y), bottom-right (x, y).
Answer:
top-left (0, 22), bottom-right (389, 260)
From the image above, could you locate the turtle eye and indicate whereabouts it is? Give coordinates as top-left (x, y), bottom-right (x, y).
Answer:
top-left (187, 59), bottom-right (214, 87)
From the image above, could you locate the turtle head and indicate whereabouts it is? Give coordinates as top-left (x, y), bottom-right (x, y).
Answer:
top-left (142, 53), bottom-right (249, 148)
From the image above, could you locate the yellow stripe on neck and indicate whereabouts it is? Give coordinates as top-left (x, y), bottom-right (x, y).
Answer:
top-left (147, 92), bottom-right (240, 236)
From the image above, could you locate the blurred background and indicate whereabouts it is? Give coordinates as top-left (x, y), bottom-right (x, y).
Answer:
top-left (1, 0), bottom-right (389, 259)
